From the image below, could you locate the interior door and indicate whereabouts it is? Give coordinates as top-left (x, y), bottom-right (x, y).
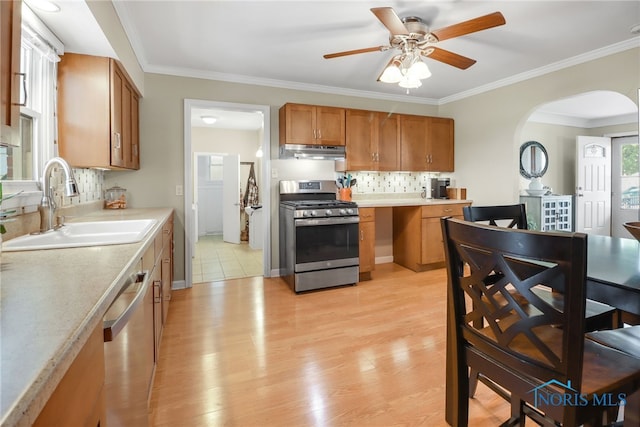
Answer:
top-left (575, 136), bottom-right (611, 235)
top-left (223, 154), bottom-right (241, 244)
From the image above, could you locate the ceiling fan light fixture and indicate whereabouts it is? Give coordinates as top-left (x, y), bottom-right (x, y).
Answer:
top-left (406, 60), bottom-right (431, 80)
top-left (380, 63), bottom-right (403, 83)
top-left (398, 76), bottom-right (422, 89)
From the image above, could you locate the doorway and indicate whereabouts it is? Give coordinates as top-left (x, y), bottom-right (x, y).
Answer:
top-left (612, 135), bottom-right (640, 238)
top-left (184, 100), bottom-right (271, 288)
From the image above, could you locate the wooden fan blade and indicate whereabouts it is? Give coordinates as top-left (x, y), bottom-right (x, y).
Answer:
top-left (423, 47), bottom-right (476, 70)
top-left (323, 46), bottom-right (385, 59)
top-left (371, 7), bottom-right (409, 35)
top-left (430, 12), bottom-right (505, 42)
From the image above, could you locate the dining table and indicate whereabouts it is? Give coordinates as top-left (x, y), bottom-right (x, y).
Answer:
top-left (445, 234), bottom-right (640, 426)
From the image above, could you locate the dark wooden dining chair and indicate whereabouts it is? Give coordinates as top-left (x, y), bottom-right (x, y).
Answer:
top-left (462, 204), bottom-right (617, 401)
top-left (441, 217), bottom-right (640, 427)
top-left (586, 326), bottom-right (640, 426)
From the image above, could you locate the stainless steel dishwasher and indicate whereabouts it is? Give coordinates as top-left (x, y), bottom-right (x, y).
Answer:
top-left (103, 268), bottom-right (154, 427)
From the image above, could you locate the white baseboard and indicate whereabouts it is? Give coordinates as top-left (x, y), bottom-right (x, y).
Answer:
top-left (171, 280), bottom-right (187, 290)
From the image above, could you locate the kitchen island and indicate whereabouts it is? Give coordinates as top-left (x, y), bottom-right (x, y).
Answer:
top-left (0, 208), bottom-right (173, 427)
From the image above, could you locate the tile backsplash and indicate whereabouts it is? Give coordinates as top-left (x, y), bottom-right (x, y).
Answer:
top-left (348, 172), bottom-right (451, 194)
top-left (51, 167), bottom-right (104, 207)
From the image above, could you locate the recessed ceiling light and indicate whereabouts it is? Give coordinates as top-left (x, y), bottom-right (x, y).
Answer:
top-left (26, 0), bottom-right (60, 13)
top-left (201, 116), bottom-right (217, 124)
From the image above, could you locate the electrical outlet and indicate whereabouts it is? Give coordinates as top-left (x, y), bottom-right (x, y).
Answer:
top-left (175, 185), bottom-right (183, 196)
top-left (271, 168), bottom-right (278, 178)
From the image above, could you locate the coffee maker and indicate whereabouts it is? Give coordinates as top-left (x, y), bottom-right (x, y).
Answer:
top-left (426, 178), bottom-right (451, 199)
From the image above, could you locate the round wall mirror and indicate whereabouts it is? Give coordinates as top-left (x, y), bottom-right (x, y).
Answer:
top-left (520, 141), bottom-right (548, 179)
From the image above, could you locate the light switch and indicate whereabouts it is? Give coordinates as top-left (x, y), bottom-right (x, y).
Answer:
top-left (175, 185), bottom-right (183, 196)
top-left (271, 168), bottom-right (278, 178)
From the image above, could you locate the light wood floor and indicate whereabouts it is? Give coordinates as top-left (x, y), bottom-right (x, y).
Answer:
top-left (149, 264), bottom-right (509, 426)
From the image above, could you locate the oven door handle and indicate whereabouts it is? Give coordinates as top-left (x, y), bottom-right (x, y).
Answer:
top-left (295, 216), bottom-right (360, 227)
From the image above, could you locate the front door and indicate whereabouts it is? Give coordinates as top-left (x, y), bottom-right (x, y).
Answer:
top-left (575, 136), bottom-right (611, 235)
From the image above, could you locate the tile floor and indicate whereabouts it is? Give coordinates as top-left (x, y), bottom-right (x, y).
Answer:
top-left (192, 234), bottom-right (263, 283)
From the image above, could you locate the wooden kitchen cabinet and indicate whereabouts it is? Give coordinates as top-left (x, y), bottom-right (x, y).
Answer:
top-left (340, 109), bottom-right (399, 171)
top-left (142, 214), bottom-right (174, 362)
top-left (161, 213), bottom-right (174, 324)
top-left (399, 114), bottom-right (454, 172)
top-left (358, 207), bottom-right (376, 281)
top-left (279, 103), bottom-right (345, 146)
top-left (57, 53), bottom-right (141, 170)
top-left (0, 0), bottom-right (21, 147)
top-left (33, 321), bottom-right (106, 427)
top-left (393, 202), bottom-right (470, 271)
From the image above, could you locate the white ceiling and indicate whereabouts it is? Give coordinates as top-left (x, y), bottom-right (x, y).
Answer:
top-left (27, 1), bottom-right (640, 128)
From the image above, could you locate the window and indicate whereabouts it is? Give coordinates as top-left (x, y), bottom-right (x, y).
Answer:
top-left (0, 4), bottom-right (63, 206)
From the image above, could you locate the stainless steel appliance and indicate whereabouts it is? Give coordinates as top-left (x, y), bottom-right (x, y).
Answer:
top-left (427, 178), bottom-right (451, 199)
top-left (279, 180), bottom-right (359, 292)
top-left (103, 267), bottom-right (154, 426)
top-left (279, 144), bottom-right (346, 160)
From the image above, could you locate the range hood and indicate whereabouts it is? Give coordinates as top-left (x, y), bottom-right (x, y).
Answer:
top-left (279, 144), bottom-right (346, 160)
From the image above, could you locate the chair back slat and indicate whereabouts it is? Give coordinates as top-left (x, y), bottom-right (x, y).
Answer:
top-left (462, 204), bottom-right (528, 229)
top-left (442, 217), bottom-right (587, 390)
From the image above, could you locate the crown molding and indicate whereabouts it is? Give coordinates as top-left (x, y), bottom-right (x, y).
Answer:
top-left (439, 37), bottom-right (640, 105)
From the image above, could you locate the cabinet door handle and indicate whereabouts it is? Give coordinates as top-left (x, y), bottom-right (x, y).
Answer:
top-left (154, 280), bottom-right (162, 303)
top-left (14, 73), bottom-right (27, 107)
top-left (317, 129), bottom-right (322, 139)
top-left (114, 132), bottom-right (122, 149)
top-left (313, 129), bottom-right (316, 139)
top-left (360, 230), bottom-right (364, 241)
top-left (133, 144), bottom-right (138, 156)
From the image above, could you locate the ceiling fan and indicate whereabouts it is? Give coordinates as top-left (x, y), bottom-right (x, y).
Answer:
top-left (323, 7), bottom-right (506, 88)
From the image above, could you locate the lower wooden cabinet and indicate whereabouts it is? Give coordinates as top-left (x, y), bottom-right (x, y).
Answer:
top-left (393, 202), bottom-right (470, 272)
top-left (33, 322), bottom-right (106, 427)
top-left (358, 208), bottom-right (376, 281)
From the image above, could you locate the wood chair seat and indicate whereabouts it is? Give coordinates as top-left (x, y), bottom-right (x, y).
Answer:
top-left (587, 326), bottom-right (640, 361)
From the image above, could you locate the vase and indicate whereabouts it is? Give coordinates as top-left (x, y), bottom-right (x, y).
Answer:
top-left (529, 177), bottom-right (543, 190)
top-left (338, 188), bottom-right (352, 201)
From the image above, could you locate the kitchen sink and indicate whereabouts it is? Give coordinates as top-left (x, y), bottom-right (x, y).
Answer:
top-left (2, 219), bottom-right (157, 252)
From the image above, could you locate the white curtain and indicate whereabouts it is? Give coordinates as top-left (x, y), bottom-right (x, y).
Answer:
top-left (21, 5), bottom-right (63, 178)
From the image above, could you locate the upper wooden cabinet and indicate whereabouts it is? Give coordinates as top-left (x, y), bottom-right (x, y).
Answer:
top-left (0, 0), bottom-right (22, 147)
top-left (279, 103), bottom-right (345, 146)
top-left (342, 109), bottom-right (399, 171)
top-left (400, 115), bottom-right (454, 172)
top-left (58, 53), bottom-right (141, 170)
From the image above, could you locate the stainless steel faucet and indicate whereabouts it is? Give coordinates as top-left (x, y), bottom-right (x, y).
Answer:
top-left (38, 157), bottom-right (79, 232)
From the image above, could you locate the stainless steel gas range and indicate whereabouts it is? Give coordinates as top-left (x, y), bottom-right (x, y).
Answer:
top-left (279, 180), bottom-right (359, 293)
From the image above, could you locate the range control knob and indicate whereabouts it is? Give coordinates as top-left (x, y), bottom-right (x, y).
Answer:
top-left (346, 208), bottom-right (354, 215)
top-left (339, 209), bottom-right (347, 215)
top-left (325, 209), bottom-right (333, 216)
top-left (310, 210), bottom-right (317, 217)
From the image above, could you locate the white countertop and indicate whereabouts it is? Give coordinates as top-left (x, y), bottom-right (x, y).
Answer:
top-left (0, 208), bottom-right (173, 427)
top-left (354, 195), bottom-right (471, 208)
